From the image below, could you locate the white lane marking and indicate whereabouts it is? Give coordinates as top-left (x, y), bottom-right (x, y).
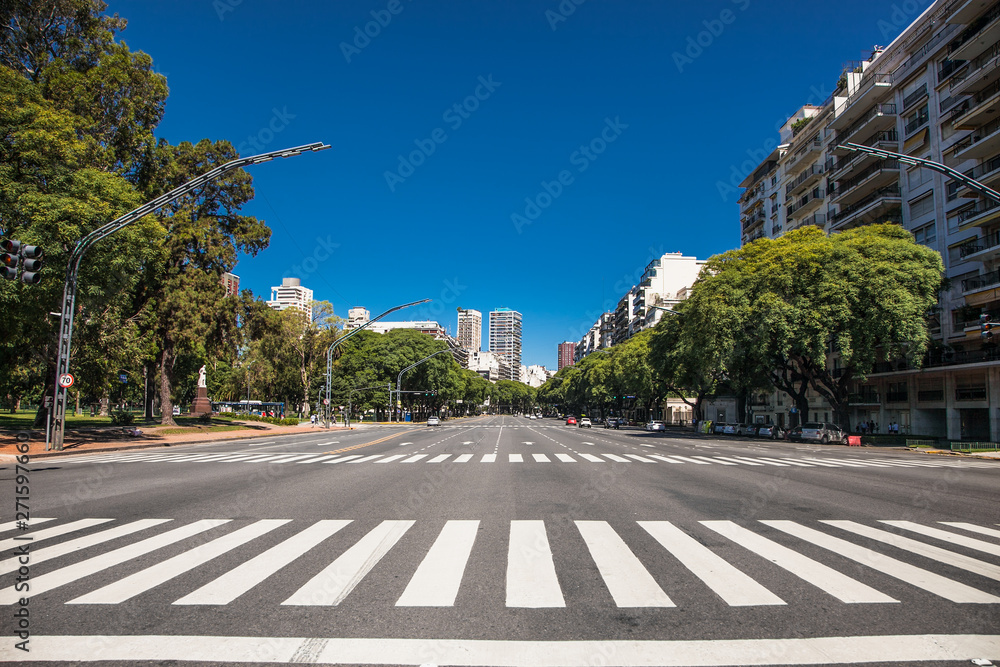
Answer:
top-left (248, 441), bottom-right (276, 446)
top-left (757, 457), bottom-right (814, 467)
top-left (462, 441), bottom-right (473, 445)
top-left (523, 442), bottom-right (534, 445)
top-left (401, 454), bottom-right (427, 463)
top-left (454, 454), bottom-right (473, 463)
top-left (175, 520), bottom-right (351, 605)
top-left (283, 520), bottom-right (415, 606)
top-left (396, 520), bottom-right (479, 607)
top-left (730, 456), bottom-right (788, 467)
top-left (0, 520), bottom-right (229, 604)
top-left (649, 455), bottom-right (681, 463)
top-left (640, 521), bottom-right (784, 607)
top-left (0, 520), bottom-right (171, 576)
top-left (762, 520), bottom-right (1000, 604)
top-left (249, 454), bottom-right (296, 463)
top-left (398, 442), bottom-right (413, 446)
top-left (375, 455), bottom-right (407, 464)
top-left (348, 455), bottom-right (383, 463)
top-left (624, 454), bottom-right (655, 463)
top-left (428, 454), bottom-right (451, 463)
top-left (601, 454), bottom-right (630, 463)
top-left (940, 522), bottom-right (1000, 540)
top-left (532, 453), bottom-right (551, 462)
top-left (581, 442), bottom-right (594, 446)
top-left (822, 520), bottom-right (1000, 582)
top-left (639, 444), bottom-right (654, 448)
top-left (8, 634), bottom-right (1000, 665)
top-left (667, 455), bottom-right (711, 465)
top-left (804, 457), bottom-right (863, 467)
top-left (842, 459), bottom-right (894, 467)
top-left (481, 454), bottom-right (497, 463)
top-left (293, 455), bottom-right (340, 464)
top-left (506, 520), bottom-right (564, 608)
top-left (691, 456), bottom-right (732, 465)
top-left (509, 454), bottom-right (524, 462)
top-left (556, 454), bottom-right (576, 462)
top-left (326, 455), bottom-right (364, 464)
top-left (0, 518), bottom-right (113, 552)
top-left (69, 520), bottom-right (289, 604)
top-left (580, 453), bottom-right (604, 463)
top-left (782, 457), bottom-right (839, 467)
top-left (575, 521), bottom-right (673, 607)
top-left (701, 521), bottom-right (896, 604)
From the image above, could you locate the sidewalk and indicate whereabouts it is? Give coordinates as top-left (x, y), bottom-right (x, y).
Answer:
top-left (0, 420), bottom-right (351, 461)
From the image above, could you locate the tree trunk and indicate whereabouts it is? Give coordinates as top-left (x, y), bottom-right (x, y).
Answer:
top-left (74, 390), bottom-right (81, 416)
top-left (159, 349), bottom-right (176, 426)
top-left (144, 363), bottom-right (154, 421)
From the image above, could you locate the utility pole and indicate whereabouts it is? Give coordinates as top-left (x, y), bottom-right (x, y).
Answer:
top-left (49, 142), bottom-right (330, 450)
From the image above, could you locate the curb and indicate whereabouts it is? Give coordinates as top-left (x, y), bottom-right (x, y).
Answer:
top-left (907, 447), bottom-right (1000, 461)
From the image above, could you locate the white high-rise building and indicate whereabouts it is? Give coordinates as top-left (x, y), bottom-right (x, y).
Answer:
top-left (267, 277), bottom-right (313, 317)
top-left (457, 308), bottom-right (482, 352)
top-left (489, 308), bottom-right (522, 381)
top-left (345, 307), bottom-right (370, 330)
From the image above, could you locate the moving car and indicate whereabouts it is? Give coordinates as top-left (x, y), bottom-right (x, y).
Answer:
top-left (529, 414), bottom-right (537, 420)
top-left (757, 424), bottom-right (784, 439)
top-left (578, 417), bottom-right (592, 428)
top-left (645, 420), bottom-right (666, 431)
top-left (426, 416), bottom-right (440, 426)
top-left (800, 422), bottom-right (848, 444)
top-left (566, 416), bottom-right (577, 425)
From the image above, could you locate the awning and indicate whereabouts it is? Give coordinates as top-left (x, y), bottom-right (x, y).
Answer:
top-left (903, 127), bottom-right (929, 154)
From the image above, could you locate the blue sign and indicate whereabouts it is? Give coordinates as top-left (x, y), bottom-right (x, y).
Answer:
top-left (119, 373), bottom-right (128, 384)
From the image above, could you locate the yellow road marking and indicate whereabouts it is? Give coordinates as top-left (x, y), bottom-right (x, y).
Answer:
top-left (326, 431), bottom-right (409, 455)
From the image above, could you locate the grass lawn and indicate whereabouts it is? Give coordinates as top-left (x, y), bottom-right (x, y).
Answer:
top-left (0, 410), bottom-right (262, 433)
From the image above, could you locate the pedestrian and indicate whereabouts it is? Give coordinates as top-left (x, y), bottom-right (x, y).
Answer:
top-left (310, 414), bottom-right (316, 427)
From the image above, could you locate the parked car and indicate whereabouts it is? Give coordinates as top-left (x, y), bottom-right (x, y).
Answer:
top-left (426, 416), bottom-right (440, 426)
top-left (757, 424), bottom-right (784, 439)
top-left (578, 417), bottom-right (592, 428)
top-left (800, 422), bottom-right (848, 444)
top-left (566, 416), bottom-right (577, 426)
top-left (529, 414), bottom-right (537, 420)
top-left (722, 423), bottom-right (743, 435)
top-left (713, 422), bottom-right (728, 434)
top-left (785, 425), bottom-right (803, 442)
top-left (741, 424), bottom-right (760, 436)
top-left (645, 420), bottom-right (666, 431)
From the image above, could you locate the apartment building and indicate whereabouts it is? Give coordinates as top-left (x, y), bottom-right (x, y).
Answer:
top-left (267, 277), bottom-right (313, 317)
top-left (489, 308), bottom-right (522, 381)
top-left (558, 342), bottom-right (576, 370)
top-left (457, 308), bottom-right (482, 352)
top-left (344, 307), bottom-right (370, 330)
top-left (221, 272), bottom-right (240, 298)
top-left (738, 0), bottom-right (1000, 440)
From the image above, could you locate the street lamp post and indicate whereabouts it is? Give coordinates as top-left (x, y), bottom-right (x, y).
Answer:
top-left (323, 299), bottom-right (431, 428)
top-left (395, 348), bottom-right (453, 422)
top-left (837, 142), bottom-right (1000, 203)
top-left (48, 142), bottom-right (330, 451)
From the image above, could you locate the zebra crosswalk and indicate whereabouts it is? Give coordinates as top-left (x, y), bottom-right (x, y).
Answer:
top-left (2, 517), bottom-right (998, 609)
top-left (57, 450), bottom-right (998, 469)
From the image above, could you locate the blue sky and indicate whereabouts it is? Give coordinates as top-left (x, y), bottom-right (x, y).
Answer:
top-left (107, 0), bottom-right (926, 368)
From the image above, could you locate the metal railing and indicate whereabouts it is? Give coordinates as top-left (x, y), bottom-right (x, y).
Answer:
top-left (950, 441), bottom-right (1000, 452)
top-left (785, 164), bottom-right (824, 195)
top-left (950, 2), bottom-right (1000, 55)
top-left (959, 230), bottom-right (1000, 257)
top-left (962, 268), bottom-right (1000, 292)
top-left (903, 84), bottom-right (927, 110)
top-left (831, 159), bottom-right (900, 198)
top-left (828, 185), bottom-right (902, 224)
top-left (957, 197), bottom-right (1000, 224)
top-left (837, 103), bottom-right (897, 144)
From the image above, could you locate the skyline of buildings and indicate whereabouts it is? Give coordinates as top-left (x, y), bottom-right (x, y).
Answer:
top-left (736, 0), bottom-right (1000, 441)
top-left (266, 277), bottom-right (313, 317)
top-left (457, 308), bottom-right (482, 353)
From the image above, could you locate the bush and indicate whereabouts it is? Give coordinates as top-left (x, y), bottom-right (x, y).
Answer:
top-left (235, 413), bottom-right (299, 426)
top-left (197, 413), bottom-right (213, 424)
top-left (109, 409), bottom-right (134, 426)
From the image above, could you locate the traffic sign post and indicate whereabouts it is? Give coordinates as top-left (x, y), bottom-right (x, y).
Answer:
top-left (58, 373), bottom-right (74, 389)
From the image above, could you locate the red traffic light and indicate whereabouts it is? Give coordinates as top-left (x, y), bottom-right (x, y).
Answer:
top-left (0, 239), bottom-right (21, 254)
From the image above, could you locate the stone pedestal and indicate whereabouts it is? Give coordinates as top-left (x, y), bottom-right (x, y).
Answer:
top-left (191, 386), bottom-right (212, 417)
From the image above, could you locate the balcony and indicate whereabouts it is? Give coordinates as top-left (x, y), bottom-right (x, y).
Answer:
top-left (958, 196), bottom-right (1000, 228)
top-left (743, 229), bottom-right (766, 244)
top-left (830, 73), bottom-right (894, 131)
top-left (786, 136), bottom-right (824, 170)
top-left (962, 268), bottom-right (1000, 293)
top-left (835, 103), bottom-right (898, 146)
top-left (785, 164), bottom-right (825, 198)
top-left (902, 84), bottom-right (928, 111)
top-left (786, 187), bottom-right (825, 218)
top-left (830, 159), bottom-right (900, 206)
top-left (952, 113), bottom-right (1000, 159)
top-left (959, 230), bottom-right (1000, 259)
top-left (950, 2), bottom-right (1000, 62)
top-left (828, 185), bottom-right (902, 230)
top-left (771, 223), bottom-right (783, 235)
top-left (741, 209), bottom-right (766, 231)
top-left (948, 152), bottom-right (1000, 199)
top-left (827, 131), bottom-right (898, 178)
top-left (952, 77), bottom-right (1000, 129)
top-left (950, 40), bottom-right (1000, 97)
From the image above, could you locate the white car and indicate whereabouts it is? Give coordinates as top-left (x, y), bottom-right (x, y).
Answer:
top-left (645, 420), bottom-right (666, 431)
top-left (578, 417), bottom-right (592, 428)
top-left (426, 416), bottom-right (440, 426)
top-left (529, 414), bottom-right (537, 420)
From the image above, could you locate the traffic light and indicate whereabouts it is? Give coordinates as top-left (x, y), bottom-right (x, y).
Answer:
top-left (0, 239), bottom-right (42, 284)
top-left (982, 314), bottom-right (994, 341)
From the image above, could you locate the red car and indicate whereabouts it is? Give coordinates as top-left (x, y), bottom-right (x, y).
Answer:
top-left (566, 416), bottom-right (577, 425)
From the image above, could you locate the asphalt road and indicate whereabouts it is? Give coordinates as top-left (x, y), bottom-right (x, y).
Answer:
top-left (1, 415), bottom-right (998, 666)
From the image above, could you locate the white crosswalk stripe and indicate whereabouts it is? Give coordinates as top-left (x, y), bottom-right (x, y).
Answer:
top-left (7, 517), bottom-right (1000, 611)
top-left (0, 518), bottom-right (112, 552)
top-left (55, 450), bottom-right (996, 470)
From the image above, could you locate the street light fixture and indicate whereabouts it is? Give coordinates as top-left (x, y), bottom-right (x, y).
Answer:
top-left (394, 348), bottom-right (453, 422)
top-left (323, 298), bottom-right (431, 428)
top-left (836, 142), bottom-right (1000, 203)
top-left (48, 142), bottom-right (331, 451)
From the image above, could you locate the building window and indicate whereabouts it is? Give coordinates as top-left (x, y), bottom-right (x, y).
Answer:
top-left (905, 104), bottom-right (929, 135)
top-left (912, 221), bottom-right (936, 245)
top-left (887, 381), bottom-right (908, 403)
top-left (909, 193), bottom-right (935, 220)
top-left (907, 165), bottom-right (932, 190)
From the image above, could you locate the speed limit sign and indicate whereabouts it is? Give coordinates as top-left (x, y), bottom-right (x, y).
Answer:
top-left (58, 373), bottom-right (75, 388)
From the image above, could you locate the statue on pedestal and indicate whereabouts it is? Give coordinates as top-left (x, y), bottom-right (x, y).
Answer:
top-left (192, 364), bottom-right (213, 417)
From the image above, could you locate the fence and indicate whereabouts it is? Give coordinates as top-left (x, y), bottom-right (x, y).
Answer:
top-left (949, 441), bottom-right (1000, 453)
